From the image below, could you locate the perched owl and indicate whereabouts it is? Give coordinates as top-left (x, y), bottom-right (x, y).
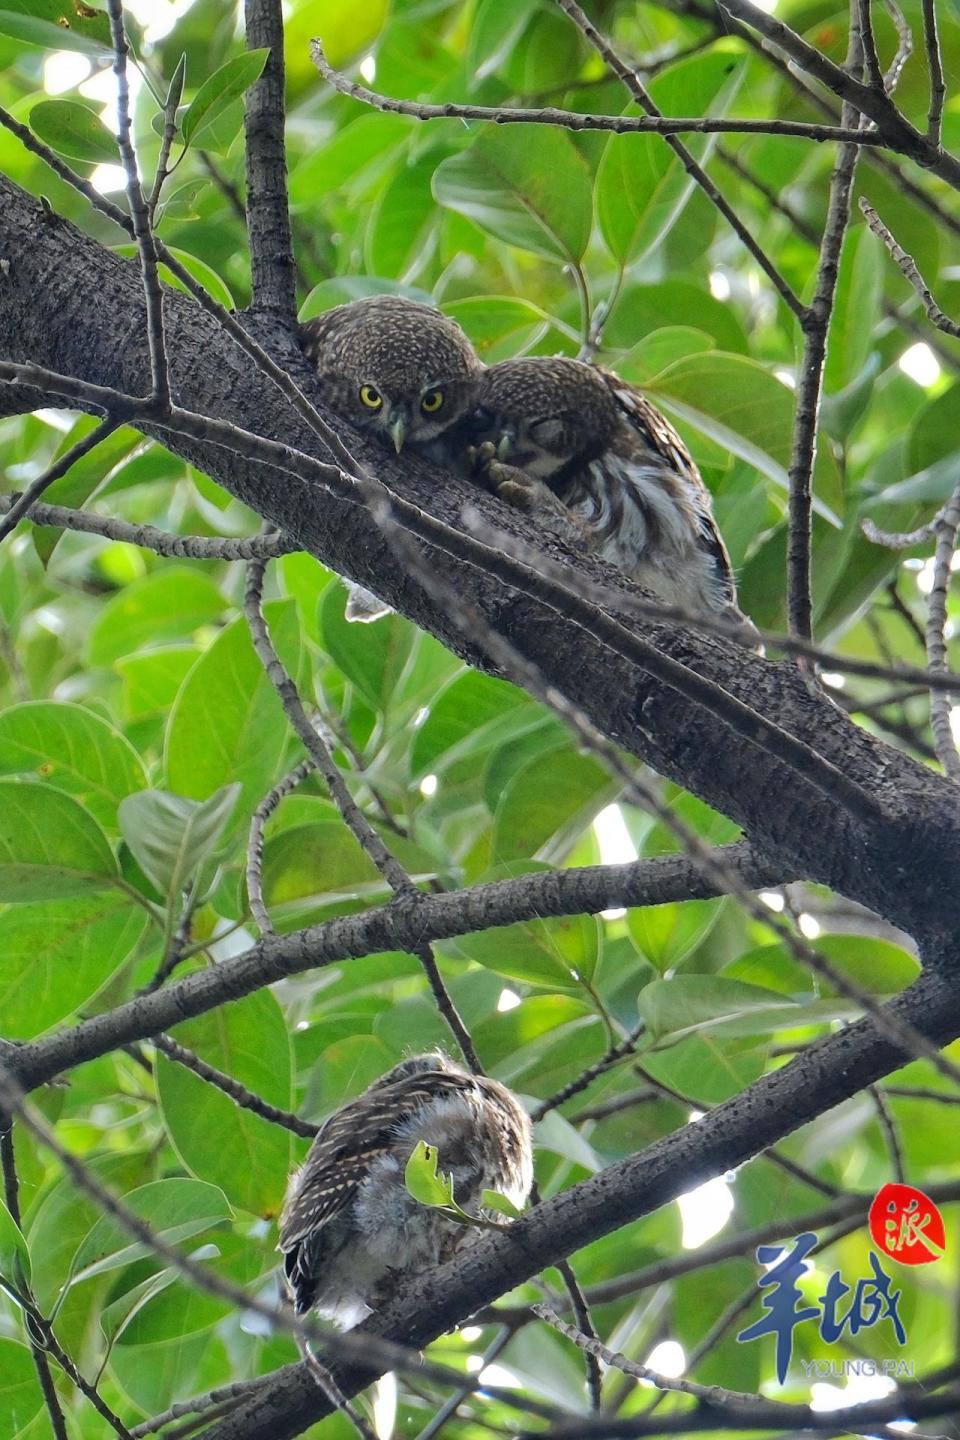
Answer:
top-left (279, 1053), bottom-right (533, 1328)
top-left (468, 356), bottom-right (755, 639)
top-left (300, 295), bottom-right (482, 460)
top-left (301, 295), bottom-right (483, 620)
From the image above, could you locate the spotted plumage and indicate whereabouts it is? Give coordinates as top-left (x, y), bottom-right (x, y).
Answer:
top-left (469, 356), bottom-right (755, 639)
top-left (278, 1053), bottom-right (532, 1327)
top-left (300, 295), bottom-right (482, 460)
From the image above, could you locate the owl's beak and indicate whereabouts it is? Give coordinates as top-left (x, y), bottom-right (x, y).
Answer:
top-left (496, 431), bottom-right (514, 461)
top-left (389, 415), bottom-right (407, 454)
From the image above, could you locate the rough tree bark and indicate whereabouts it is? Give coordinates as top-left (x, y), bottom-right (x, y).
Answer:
top-left (1, 172), bottom-right (958, 952)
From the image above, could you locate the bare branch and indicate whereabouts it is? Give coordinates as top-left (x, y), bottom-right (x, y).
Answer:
top-left (0, 493), bottom-right (297, 559)
top-left (0, 419), bottom-right (119, 544)
top-left (924, 481), bottom-right (960, 780)
top-left (106, 0), bottom-right (169, 408)
top-left (243, 0), bottom-right (298, 325)
top-left (1, 1129), bottom-right (69, 1440)
top-left (9, 843), bottom-right (775, 1093)
top-left (247, 756), bottom-right (316, 936)
top-left (308, 42), bottom-right (878, 148)
top-left (860, 198), bottom-right (960, 338)
top-left (787, 17), bottom-right (867, 642)
top-left (151, 1032), bottom-right (318, 1137)
top-left (921, 0), bottom-right (946, 146)
top-left (715, 0), bottom-right (960, 189)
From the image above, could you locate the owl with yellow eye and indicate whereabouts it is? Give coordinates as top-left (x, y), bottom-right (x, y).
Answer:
top-left (300, 295), bottom-right (482, 461)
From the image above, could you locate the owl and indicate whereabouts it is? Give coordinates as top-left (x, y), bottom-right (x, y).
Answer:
top-left (278, 1053), bottom-right (533, 1328)
top-left (301, 295), bottom-right (483, 620)
top-left (300, 295), bottom-right (482, 461)
top-left (468, 356), bottom-right (756, 640)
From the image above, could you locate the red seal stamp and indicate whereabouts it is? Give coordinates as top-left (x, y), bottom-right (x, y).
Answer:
top-left (869, 1184), bottom-right (945, 1265)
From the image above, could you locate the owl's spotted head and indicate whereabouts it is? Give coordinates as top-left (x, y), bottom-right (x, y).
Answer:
top-left (301, 296), bottom-right (482, 454)
top-left (471, 356), bottom-right (620, 480)
top-left (370, 1052), bottom-right (462, 1089)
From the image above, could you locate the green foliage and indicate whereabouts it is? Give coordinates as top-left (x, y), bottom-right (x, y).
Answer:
top-left (0, 0), bottom-right (957, 1432)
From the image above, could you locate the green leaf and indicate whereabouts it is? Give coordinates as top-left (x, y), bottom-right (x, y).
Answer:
top-left (181, 49), bottom-right (270, 147)
top-left (410, 670), bottom-right (527, 777)
top-left (597, 51), bottom-right (743, 265)
top-left (0, 0), bottom-right (111, 54)
top-left (451, 910), bottom-right (600, 991)
top-left (433, 125), bottom-right (592, 264)
top-left (365, 154), bottom-right (440, 279)
top-left (647, 353), bottom-right (843, 525)
top-left (166, 600), bottom-right (301, 823)
top-left (319, 584), bottom-right (413, 713)
top-left (0, 783), bottom-right (117, 899)
top-left (822, 222), bottom-right (883, 394)
top-left (0, 891), bottom-right (147, 1039)
top-left (66, 1179), bottom-right (233, 1291)
top-left (88, 568), bottom-right (226, 666)
top-left (628, 897), bottom-right (726, 974)
top-left (492, 748), bottom-right (616, 863)
top-left (0, 702), bottom-right (147, 828)
top-left (638, 975), bottom-right (800, 1041)
top-left (0, 1200), bottom-right (30, 1296)
top-left (481, 1188), bottom-right (524, 1220)
top-left (156, 991), bottom-right (293, 1216)
top-left (443, 296), bottom-right (552, 363)
top-left (405, 1139), bottom-right (455, 1208)
top-left (0, 1337), bottom-right (42, 1439)
top-left (118, 785), bottom-right (239, 899)
top-left (29, 99), bottom-right (117, 164)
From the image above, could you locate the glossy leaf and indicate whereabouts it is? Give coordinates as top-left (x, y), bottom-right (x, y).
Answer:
top-left (0, 783), bottom-right (117, 899)
top-left (29, 99), bottom-right (116, 163)
top-left (181, 49), bottom-right (269, 147)
top-left (433, 125), bottom-right (592, 264)
top-left (156, 990), bottom-right (293, 1216)
top-left (118, 784), bottom-right (239, 899)
top-left (67, 1179), bottom-right (233, 1290)
top-left (0, 891), bottom-right (147, 1038)
top-left (0, 701), bottom-right (147, 828)
top-left (166, 600), bottom-right (300, 822)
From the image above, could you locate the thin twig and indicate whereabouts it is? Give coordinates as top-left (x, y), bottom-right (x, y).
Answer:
top-left (0, 419), bottom-right (119, 544)
top-left (533, 5), bottom-right (808, 321)
top-left (532, 1021), bottom-right (646, 1121)
top-left (881, 0), bottom-right (913, 94)
top-left (308, 42), bottom-right (878, 148)
top-left (554, 1262), bottom-right (603, 1409)
top-left (868, 1083), bottom-right (906, 1181)
top-left (1, 1128), bottom-right (70, 1440)
top-left (0, 493), bottom-right (297, 559)
top-left (128, 1380), bottom-right (265, 1439)
top-left (413, 1326), bottom-right (517, 1440)
top-left (147, 55), bottom-right (185, 218)
top-left (244, 555), bottom-right (481, 1069)
top-left (860, 198), bottom-right (960, 338)
top-left (786, 16), bottom-right (866, 643)
top-left (107, 0), bottom-right (169, 408)
top-left (921, 0), bottom-right (946, 146)
top-left (247, 756), bottom-right (317, 936)
top-left (151, 1032), bottom-right (319, 1137)
top-left (924, 481), bottom-right (960, 780)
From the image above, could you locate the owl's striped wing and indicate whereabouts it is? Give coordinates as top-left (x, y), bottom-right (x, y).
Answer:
top-left (598, 366), bottom-right (736, 607)
top-left (279, 1070), bottom-right (474, 1247)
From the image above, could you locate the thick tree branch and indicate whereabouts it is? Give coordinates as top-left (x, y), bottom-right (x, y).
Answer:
top-left (3, 175), bottom-right (960, 952)
top-left (199, 962), bottom-right (960, 1439)
top-left (9, 844), bottom-right (777, 1093)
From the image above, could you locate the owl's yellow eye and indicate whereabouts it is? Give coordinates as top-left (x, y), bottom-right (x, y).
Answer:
top-left (420, 388), bottom-right (445, 414)
top-left (359, 384), bottom-right (383, 410)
